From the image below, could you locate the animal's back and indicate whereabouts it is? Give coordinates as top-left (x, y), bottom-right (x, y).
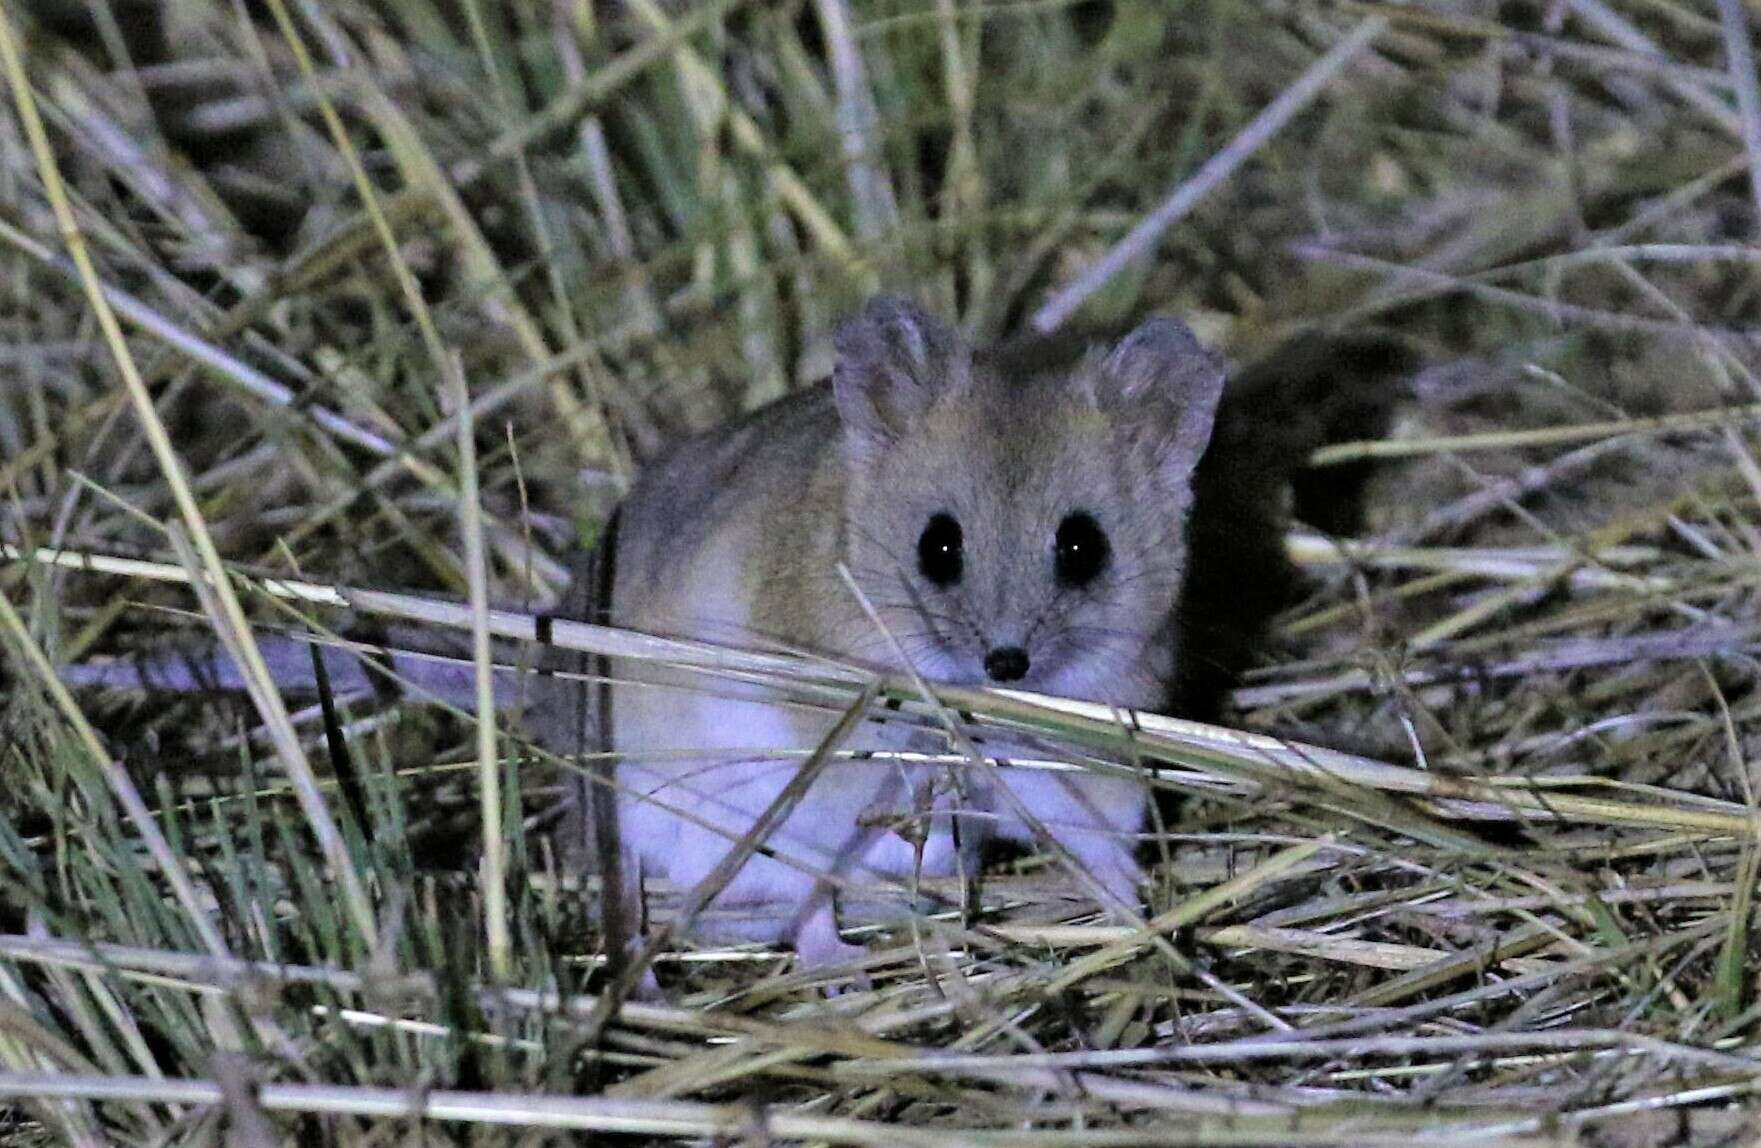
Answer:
top-left (610, 383), bottom-right (843, 650)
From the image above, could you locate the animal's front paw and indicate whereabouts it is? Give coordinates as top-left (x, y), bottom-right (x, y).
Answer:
top-left (626, 963), bottom-right (665, 1002)
top-left (1067, 844), bottom-right (1144, 915)
top-left (792, 903), bottom-right (873, 993)
top-left (597, 940), bottom-right (666, 1001)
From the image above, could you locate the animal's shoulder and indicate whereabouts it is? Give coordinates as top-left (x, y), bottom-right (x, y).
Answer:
top-left (616, 381), bottom-right (841, 580)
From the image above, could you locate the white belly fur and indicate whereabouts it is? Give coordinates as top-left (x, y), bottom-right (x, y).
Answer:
top-left (610, 539), bottom-right (961, 945)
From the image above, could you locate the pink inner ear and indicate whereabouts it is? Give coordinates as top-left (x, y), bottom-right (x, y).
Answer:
top-left (1094, 330), bottom-right (1227, 488)
top-left (833, 358), bottom-right (927, 446)
top-left (1097, 318), bottom-right (1225, 414)
top-left (1173, 366), bottom-right (1226, 455)
top-left (832, 301), bottom-right (972, 443)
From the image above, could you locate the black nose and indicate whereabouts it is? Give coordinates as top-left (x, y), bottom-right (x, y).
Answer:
top-left (984, 646), bottom-right (1030, 683)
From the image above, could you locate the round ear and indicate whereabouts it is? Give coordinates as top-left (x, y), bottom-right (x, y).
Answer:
top-left (1095, 316), bottom-right (1226, 485)
top-left (832, 297), bottom-right (966, 448)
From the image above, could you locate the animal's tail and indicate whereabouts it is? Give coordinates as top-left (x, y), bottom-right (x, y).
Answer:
top-left (1176, 331), bottom-right (1421, 718)
top-left (1226, 332), bottom-right (1422, 536)
top-left (58, 630), bottom-right (528, 712)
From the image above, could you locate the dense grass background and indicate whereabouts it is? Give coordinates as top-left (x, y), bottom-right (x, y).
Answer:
top-left (6, 0), bottom-right (1761, 1143)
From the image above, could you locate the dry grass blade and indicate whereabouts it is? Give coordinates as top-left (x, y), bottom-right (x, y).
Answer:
top-left (1718, 0), bottom-right (1761, 223)
top-left (0, 1070), bottom-right (1568, 1145)
top-left (16, 539), bottom-right (1761, 840)
top-left (460, 0), bottom-right (751, 182)
top-left (9, 2), bottom-right (1761, 1143)
top-left (1031, 16), bottom-right (1387, 332)
top-left (1043, 837), bottom-right (1331, 992)
top-left (438, 343), bottom-right (509, 979)
top-left (0, 216), bottom-right (396, 457)
top-left (0, 590), bottom-right (230, 960)
top-left (1311, 398), bottom-right (1761, 465)
top-left (0, 5), bottom-right (377, 949)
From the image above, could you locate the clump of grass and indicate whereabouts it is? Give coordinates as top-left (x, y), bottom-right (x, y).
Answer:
top-left (5, 1), bottom-right (1761, 1144)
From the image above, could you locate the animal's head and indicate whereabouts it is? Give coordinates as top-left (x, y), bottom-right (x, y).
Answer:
top-left (832, 297), bottom-right (1225, 705)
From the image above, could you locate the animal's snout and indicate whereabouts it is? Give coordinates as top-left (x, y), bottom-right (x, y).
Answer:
top-left (984, 646), bottom-right (1030, 683)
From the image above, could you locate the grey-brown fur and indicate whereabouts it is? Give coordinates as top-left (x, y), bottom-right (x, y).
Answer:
top-left (611, 299), bottom-right (1223, 707)
top-left (567, 298), bottom-right (1226, 964)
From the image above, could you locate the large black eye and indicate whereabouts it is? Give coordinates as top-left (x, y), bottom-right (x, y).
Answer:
top-left (1055, 512), bottom-right (1110, 588)
top-left (917, 513), bottom-right (964, 587)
